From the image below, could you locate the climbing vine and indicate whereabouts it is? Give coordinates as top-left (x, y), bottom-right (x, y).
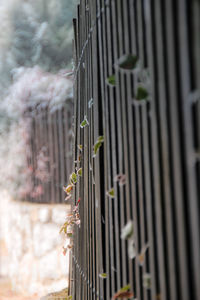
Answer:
top-left (60, 52), bottom-right (152, 299)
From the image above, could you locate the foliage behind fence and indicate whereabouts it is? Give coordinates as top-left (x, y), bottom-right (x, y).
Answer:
top-left (71, 0), bottom-right (200, 300)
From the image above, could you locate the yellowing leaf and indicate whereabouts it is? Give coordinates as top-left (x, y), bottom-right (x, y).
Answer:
top-left (63, 184), bottom-right (73, 194)
top-left (106, 187), bottom-right (115, 198)
top-left (67, 232), bottom-right (73, 238)
top-left (80, 116), bottom-right (89, 128)
top-left (59, 222), bottom-right (69, 234)
top-left (99, 273), bottom-right (107, 279)
top-left (78, 144), bottom-right (83, 151)
top-left (77, 168), bottom-right (82, 176)
top-left (50, 288), bottom-right (69, 297)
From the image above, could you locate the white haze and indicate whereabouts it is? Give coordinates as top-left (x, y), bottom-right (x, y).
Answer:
top-left (0, 0), bottom-right (77, 198)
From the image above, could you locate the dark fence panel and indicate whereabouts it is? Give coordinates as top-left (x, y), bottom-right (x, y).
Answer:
top-left (26, 101), bottom-right (73, 204)
top-left (71, 0), bottom-right (200, 300)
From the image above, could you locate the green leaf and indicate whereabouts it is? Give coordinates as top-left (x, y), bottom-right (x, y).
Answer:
top-left (106, 74), bottom-right (116, 86)
top-left (118, 284), bottom-right (131, 293)
top-left (70, 172), bottom-right (77, 184)
top-left (93, 136), bottom-right (104, 157)
top-left (93, 142), bottom-right (102, 157)
top-left (97, 135), bottom-right (104, 142)
top-left (136, 86), bottom-right (148, 100)
top-left (71, 172), bottom-right (77, 181)
top-left (117, 54), bottom-right (138, 70)
top-left (80, 116), bottom-right (89, 128)
top-left (77, 168), bottom-right (82, 176)
top-left (99, 273), bottom-right (107, 279)
top-left (106, 187), bottom-right (115, 198)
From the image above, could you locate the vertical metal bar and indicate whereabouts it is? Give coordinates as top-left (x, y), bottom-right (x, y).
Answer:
top-left (163, 1), bottom-right (192, 299)
top-left (96, 0), bottom-right (111, 298)
top-left (152, 2), bottom-right (180, 300)
top-left (58, 109), bottom-right (65, 202)
top-left (105, 0), bottom-right (123, 295)
top-left (145, 1), bottom-right (168, 299)
top-left (177, 1), bottom-right (200, 298)
top-left (53, 111), bottom-right (60, 203)
top-left (141, 100), bottom-right (157, 300)
top-left (48, 111), bottom-right (55, 204)
top-left (111, 0), bottom-right (128, 292)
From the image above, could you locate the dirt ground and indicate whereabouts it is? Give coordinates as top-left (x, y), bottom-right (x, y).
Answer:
top-left (0, 277), bottom-right (39, 300)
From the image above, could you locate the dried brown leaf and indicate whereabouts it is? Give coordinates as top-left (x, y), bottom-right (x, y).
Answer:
top-left (112, 291), bottom-right (134, 299)
top-left (137, 243), bottom-right (149, 266)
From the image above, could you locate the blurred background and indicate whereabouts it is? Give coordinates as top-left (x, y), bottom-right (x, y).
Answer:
top-left (0, 0), bottom-right (77, 298)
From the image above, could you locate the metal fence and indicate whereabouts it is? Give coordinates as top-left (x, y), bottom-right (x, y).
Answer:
top-left (71, 0), bottom-right (200, 299)
top-left (26, 101), bottom-right (73, 203)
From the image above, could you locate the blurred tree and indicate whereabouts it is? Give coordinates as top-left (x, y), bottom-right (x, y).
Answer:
top-left (0, 0), bottom-right (78, 96)
top-left (0, 0), bottom-right (78, 198)
top-left (10, 0), bottom-right (77, 70)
